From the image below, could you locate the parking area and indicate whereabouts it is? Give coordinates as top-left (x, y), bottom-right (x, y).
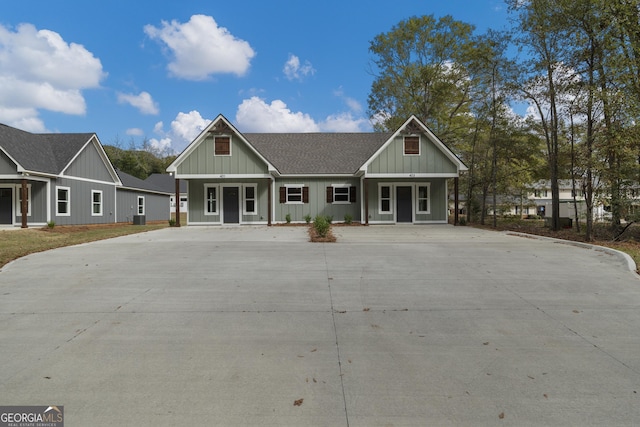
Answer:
top-left (0, 225), bottom-right (639, 426)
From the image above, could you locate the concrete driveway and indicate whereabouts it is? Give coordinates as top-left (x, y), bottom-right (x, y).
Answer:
top-left (0, 225), bottom-right (639, 426)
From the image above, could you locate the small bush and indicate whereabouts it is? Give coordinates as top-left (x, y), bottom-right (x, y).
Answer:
top-left (344, 214), bottom-right (353, 224)
top-left (285, 213), bottom-right (291, 224)
top-left (325, 215), bottom-right (333, 224)
top-left (304, 214), bottom-right (312, 224)
top-left (168, 218), bottom-right (176, 227)
top-left (458, 217), bottom-right (466, 226)
top-left (47, 221), bottom-right (55, 229)
top-left (313, 215), bottom-right (330, 238)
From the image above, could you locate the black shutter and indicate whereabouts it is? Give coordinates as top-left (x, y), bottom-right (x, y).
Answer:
top-left (303, 187), bottom-right (309, 203)
top-left (326, 186), bottom-right (333, 203)
top-left (350, 186), bottom-right (357, 203)
top-left (279, 187), bottom-right (286, 203)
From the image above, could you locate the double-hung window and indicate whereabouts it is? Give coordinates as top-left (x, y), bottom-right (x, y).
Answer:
top-left (379, 185), bottom-right (391, 213)
top-left (56, 186), bottom-right (70, 216)
top-left (279, 186), bottom-right (308, 204)
top-left (287, 186), bottom-right (303, 203)
top-left (204, 185), bottom-right (218, 215)
top-left (416, 184), bottom-right (430, 214)
top-left (244, 185), bottom-right (257, 215)
top-left (327, 185), bottom-right (356, 204)
top-left (91, 190), bottom-right (103, 216)
top-left (137, 196), bottom-right (145, 215)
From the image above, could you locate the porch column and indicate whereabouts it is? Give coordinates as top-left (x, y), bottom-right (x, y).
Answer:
top-left (454, 177), bottom-right (459, 226)
top-left (174, 178), bottom-right (181, 227)
top-left (21, 178), bottom-right (28, 228)
top-left (267, 179), bottom-right (272, 226)
top-left (364, 178), bottom-right (369, 225)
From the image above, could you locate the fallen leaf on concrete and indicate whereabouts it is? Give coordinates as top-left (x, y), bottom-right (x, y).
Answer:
top-left (499, 412), bottom-right (505, 419)
top-left (573, 309), bottom-right (580, 313)
top-left (543, 394), bottom-right (548, 398)
top-left (363, 308), bottom-right (370, 311)
top-left (311, 348), bottom-right (317, 352)
top-left (483, 342), bottom-right (490, 345)
top-left (528, 375), bottom-right (535, 380)
top-left (294, 399), bottom-right (304, 406)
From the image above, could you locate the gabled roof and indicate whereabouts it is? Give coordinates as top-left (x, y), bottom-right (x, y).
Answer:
top-left (246, 133), bottom-right (391, 175)
top-left (0, 123), bottom-right (95, 175)
top-left (146, 173), bottom-right (187, 193)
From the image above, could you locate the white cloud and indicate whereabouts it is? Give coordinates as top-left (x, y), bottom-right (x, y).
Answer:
top-left (236, 97), bottom-right (320, 132)
top-left (148, 137), bottom-right (172, 154)
top-left (235, 96), bottom-right (370, 132)
top-left (126, 128), bottom-right (144, 136)
top-left (117, 91), bottom-right (159, 115)
top-left (144, 15), bottom-right (255, 80)
top-left (0, 23), bottom-right (105, 130)
top-left (283, 54), bottom-right (315, 81)
top-left (150, 111), bottom-right (211, 153)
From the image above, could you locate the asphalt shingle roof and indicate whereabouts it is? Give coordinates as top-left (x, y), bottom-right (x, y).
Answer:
top-left (0, 123), bottom-right (93, 175)
top-left (145, 173), bottom-right (187, 193)
top-left (244, 133), bottom-right (393, 175)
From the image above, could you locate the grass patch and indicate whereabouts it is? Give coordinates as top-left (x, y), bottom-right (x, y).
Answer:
top-left (0, 223), bottom-right (167, 269)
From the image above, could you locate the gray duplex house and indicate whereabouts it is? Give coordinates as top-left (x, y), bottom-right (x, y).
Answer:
top-left (0, 123), bottom-right (169, 227)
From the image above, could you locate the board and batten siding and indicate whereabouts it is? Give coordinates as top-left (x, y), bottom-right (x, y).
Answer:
top-left (64, 140), bottom-right (116, 183)
top-left (176, 136), bottom-right (269, 176)
top-left (187, 178), bottom-right (270, 224)
top-left (367, 135), bottom-right (458, 175)
top-left (51, 177), bottom-right (117, 225)
top-left (275, 178), bottom-right (361, 223)
top-left (11, 180), bottom-right (48, 224)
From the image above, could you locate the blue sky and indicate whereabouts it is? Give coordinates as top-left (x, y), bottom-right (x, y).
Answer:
top-left (1, 0), bottom-right (509, 153)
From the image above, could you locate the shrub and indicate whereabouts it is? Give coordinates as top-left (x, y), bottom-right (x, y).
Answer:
top-left (304, 214), bottom-right (312, 224)
top-left (285, 213), bottom-right (291, 224)
top-left (313, 215), bottom-right (330, 238)
top-left (47, 221), bottom-right (55, 229)
top-left (344, 214), bottom-right (353, 224)
top-left (325, 215), bottom-right (333, 224)
top-left (168, 218), bottom-right (176, 227)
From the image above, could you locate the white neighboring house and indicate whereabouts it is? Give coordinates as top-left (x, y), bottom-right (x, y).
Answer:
top-left (145, 174), bottom-right (188, 214)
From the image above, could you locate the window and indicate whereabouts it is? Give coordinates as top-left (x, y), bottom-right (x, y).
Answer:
top-left (379, 185), bottom-right (391, 213)
top-left (56, 186), bottom-right (70, 216)
top-left (245, 185), bottom-right (257, 215)
top-left (137, 196), bottom-right (145, 215)
top-left (279, 186), bottom-right (309, 204)
top-left (404, 136), bottom-right (420, 155)
top-left (91, 190), bottom-right (103, 216)
top-left (16, 185), bottom-right (31, 217)
top-left (416, 184), bottom-right (430, 213)
top-left (204, 185), bottom-right (218, 215)
top-left (534, 190), bottom-right (548, 198)
top-left (327, 185), bottom-right (356, 204)
top-left (214, 136), bottom-right (230, 156)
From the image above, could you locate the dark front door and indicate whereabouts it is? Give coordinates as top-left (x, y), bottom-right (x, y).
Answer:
top-left (223, 187), bottom-right (240, 224)
top-left (0, 188), bottom-right (12, 224)
top-left (396, 186), bottom-right (412, 223)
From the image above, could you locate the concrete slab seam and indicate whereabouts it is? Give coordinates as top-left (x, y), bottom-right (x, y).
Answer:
top-left (504, 231), bottom-right (639, 278)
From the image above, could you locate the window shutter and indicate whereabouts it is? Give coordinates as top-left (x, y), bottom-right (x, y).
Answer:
top-left (326, 186), bottom-right (333, 203)
top-left (350, 186), bottom-right (357, 203)
top-left (303, 187), bottom-right (309, 203)
top-left (279, 187), bottom-right (286, 203)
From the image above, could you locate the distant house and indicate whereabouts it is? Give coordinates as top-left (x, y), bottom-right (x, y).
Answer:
top-left (167, 114), bottom-right (467, 225)
top-left (146, 173), bottom-right (188, 214)
top-left (0, 123), bottom-right (169, 227)
top-left (116, 170), bottom-right (171, 223)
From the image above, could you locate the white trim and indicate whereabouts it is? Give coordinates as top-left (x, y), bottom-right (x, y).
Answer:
top-left (91, 190), bottom-right (103, 216)
top-left (173, 173), bottom-right (272, 179)
top-left (365, 173), bottom-right (459, 178)
top-left (56, 186), bottom-right (71, 216)
top-left (56, 174), bottom-right (120, 186)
